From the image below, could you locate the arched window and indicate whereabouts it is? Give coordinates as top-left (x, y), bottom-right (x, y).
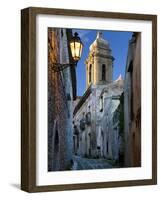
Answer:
top-left (89, 64), bottom-right (92, 83)
top-left (102, 64), bottom-right (106, 81)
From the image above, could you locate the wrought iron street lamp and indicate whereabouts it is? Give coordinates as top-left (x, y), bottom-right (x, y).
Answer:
top-left (52, 32), bottom-right (83, 72)
top-left (70, 32), bottom-right (83, 63)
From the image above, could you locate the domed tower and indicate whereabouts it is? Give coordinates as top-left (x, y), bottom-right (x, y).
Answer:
top-left (85, 31), bottom-right (114, 89)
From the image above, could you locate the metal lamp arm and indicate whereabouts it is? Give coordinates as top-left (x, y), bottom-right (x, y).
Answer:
top-left (52, 62), bottom-right (77, 72)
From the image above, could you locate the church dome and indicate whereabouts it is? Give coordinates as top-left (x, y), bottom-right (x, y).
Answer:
top-left (90, 31), bottom-right (110, 51)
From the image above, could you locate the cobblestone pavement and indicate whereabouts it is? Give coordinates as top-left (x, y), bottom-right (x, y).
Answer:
top-left (72, 155), bottom-right (115, 170)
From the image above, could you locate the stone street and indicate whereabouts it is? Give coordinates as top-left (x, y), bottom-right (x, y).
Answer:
top-left (72, 155), bottom-right (116, 170)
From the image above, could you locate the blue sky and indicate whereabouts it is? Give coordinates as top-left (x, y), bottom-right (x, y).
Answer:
top-left (72, 29), bottom-right (133, 96)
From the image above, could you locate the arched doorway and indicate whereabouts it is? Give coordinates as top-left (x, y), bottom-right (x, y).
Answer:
top-left (54, 130), bottom-right (59, 153)
top-left (52, 120), bottom-right (60, 171)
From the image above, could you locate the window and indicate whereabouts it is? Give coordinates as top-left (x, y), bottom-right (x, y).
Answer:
top-left (128, 61), bottom-right (134, 120)
top-left (89, 64), bottom-right (92, 83)
top-left (100, 95), bottom-right (103, 112)
top-left (106, 141), bottom-right (108, 154)
top-left (102, 64), bottom-right (106, 81)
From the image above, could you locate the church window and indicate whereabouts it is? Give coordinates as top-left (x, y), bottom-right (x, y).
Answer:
top-left (102, 64), bottom-right (106, 81)
top-left (89, 64), bottom-right (92, 83)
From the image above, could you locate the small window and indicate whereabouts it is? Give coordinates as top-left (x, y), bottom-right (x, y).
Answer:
top-left (61, 29), bottom-right (64, 37)
top-left (100, 95), bottom-right (103, 112)
top-left (102, 64), bottom-right (106, 81)
top-left (106, 141), bottom-right (108, 153)
top-left (89, 64), bottom-right (92, 83)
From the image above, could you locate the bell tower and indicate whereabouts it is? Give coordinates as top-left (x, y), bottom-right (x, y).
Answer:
top-left (85, 31), bottom-right (114, 89)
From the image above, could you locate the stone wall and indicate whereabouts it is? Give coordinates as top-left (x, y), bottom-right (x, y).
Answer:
top-left (131, 33), bottom-right (141, 167)
top-left (48, 28), bottom-right (75, 171)
top-left (73, 78), bottom-right (124, 162)
top-left (99, 78), bottom-right (124, 161)
top-left (124, 33), bottom-right (141, 167)
top-left (73, 87), bottom-right (96, 157)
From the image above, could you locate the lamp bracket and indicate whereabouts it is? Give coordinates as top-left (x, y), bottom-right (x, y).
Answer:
top-left (52, 62), bottom-right (77, 73)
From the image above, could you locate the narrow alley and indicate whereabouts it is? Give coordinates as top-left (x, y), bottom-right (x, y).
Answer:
top-left (72, 156), bottom-right (117, 170)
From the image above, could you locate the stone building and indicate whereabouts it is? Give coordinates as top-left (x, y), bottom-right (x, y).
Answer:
top-left (124, 32), bottom-right (141, 167)
top-left (48, 28), bottom-right (76, 171)
top-left (73, 32), bottom-right (124, 162)
top-left (99, 77), bottom-right (124, 163)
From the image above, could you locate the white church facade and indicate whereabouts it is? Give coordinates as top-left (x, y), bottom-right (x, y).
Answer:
top-left (73, 32), bottom-right (124, 163)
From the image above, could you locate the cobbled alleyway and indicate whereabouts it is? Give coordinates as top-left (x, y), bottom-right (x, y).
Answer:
top-left (72, 156), bottom-right (116, 170)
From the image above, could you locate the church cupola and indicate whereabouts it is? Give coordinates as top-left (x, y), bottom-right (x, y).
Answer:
top-left (85, 31), bottom-right (114, 88)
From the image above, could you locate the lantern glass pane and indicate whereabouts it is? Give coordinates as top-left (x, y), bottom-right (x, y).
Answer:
top-left (70, 42), bottom-right (75, 59)
top-left (79, 43), bottom-right (83, 58)
top-left (74, 42), bottom-right (81, 59)
top-left (70, 41), bottom-right (83, 61)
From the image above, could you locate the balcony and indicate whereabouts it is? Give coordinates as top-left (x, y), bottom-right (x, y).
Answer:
top-left (74, 125), bottom-right (79, 135)
top-left (79, 118), bottom-right (86, 131)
